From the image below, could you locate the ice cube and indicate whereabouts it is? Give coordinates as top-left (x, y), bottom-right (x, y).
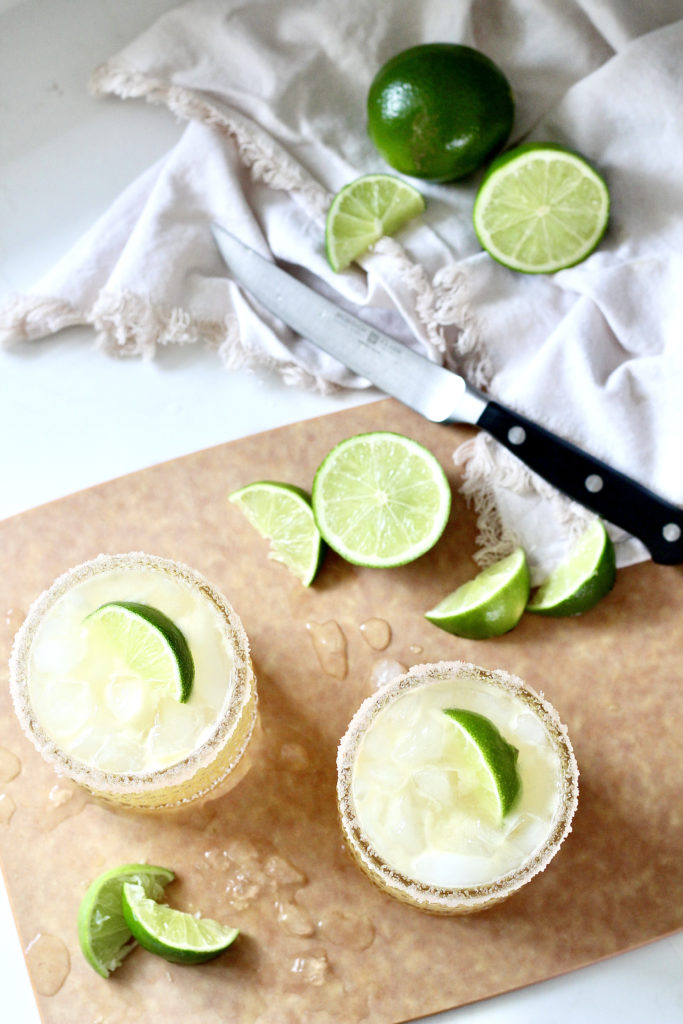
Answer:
top-left (413, 850), bottom-right (494, 888)
top-left (147, 697), bottom-right (213, 765)
top-left (32, 618), bottom-right (86, 675)
top-left (93, 734), bottom-right (146, 772)
top-left (34, 677), bottom-right (96, 741)
top-left (104, 676), bottom-right (151, 723)
top-left (412, 767), bottom-right (455, 808)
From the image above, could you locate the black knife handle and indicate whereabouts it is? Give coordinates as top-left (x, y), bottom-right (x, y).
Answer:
top-left (477, 401), bottom-right (683, 565)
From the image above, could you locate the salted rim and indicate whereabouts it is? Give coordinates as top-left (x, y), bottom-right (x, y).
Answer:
top-left (9, 552), bottom-right (256, 798)
top-left (336, 660), bottom-right (579, 912)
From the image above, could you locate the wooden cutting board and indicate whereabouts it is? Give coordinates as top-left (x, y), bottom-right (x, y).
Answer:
top-left (1, 398), bottom-right (682, 1024)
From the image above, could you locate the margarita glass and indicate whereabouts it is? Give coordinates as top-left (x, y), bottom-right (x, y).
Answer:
top-left (10, 553), bottom-right (257, 811)
top-left (337, 660), bottom-right (578, 913)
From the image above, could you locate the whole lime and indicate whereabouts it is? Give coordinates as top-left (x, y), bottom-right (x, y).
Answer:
top-left (367, 43), bottom-right (514, 182)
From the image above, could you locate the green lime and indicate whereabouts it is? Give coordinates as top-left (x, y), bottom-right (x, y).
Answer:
top-left (425, 547), bottom-right (530, 639)
top-left (527, 518), bottom-right (616, 615)
top-left (473, 142), bottom-right (610, 273)
top-left (85, 602), bottom-right (194, 702)
top-left (229, 480), bottom-right (324, 585)
top-left (77, 863), bottom-right (175, 977)
top-left (121, 882), bottom-right (239, 965)
top-left (311, 431), bottom-right (451, 568)
top-left (443, 708), bottom-right (521, 818)
top-left (325, 173), bottom-right (425, 272)
top-left (367, 43), bottom-right (514, 182)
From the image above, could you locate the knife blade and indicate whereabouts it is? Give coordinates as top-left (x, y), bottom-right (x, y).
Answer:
top-left (212, 224), bottom-right (683, 565)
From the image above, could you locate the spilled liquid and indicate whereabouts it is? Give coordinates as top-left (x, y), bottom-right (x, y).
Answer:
top-left (318, 908), bottom-right (375, 950)
top-left (25, 933), bottom-right (70, 996)
top-left (305, 620), bottom-right (348, 679)
top-left (0, 747), bottom-right (21, 783)
top-left (359, 617), bottom-right (391, 651)
top-left (0, 793), bottom-right (16, 825)
top-left (46, 782), bottom-right (90, 829)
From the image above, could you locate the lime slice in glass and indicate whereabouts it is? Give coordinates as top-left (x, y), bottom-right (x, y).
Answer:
top-left (325, 173), bottom-right (425, 272)
top-left (473, 142), bottom-right (610, 273)
top-left (312, 431), bottom-right (451, 568)
top-left (527, 518), bottom-right (616, 616)
top-left (425, 547), bottom-right (530, 639)
top-left (85, 602), bottom-right (194, 702)
top-left (121, 883), bottom-right (239, 965)
top-left (229, 480), bottom-right (323, 586)
top-left (77, 863), bottom-right (175, 977)
top-left (443, 708), bottom-right (521, 818)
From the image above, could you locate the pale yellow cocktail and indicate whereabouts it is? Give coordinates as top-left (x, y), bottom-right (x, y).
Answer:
top-left (337, 661), bottom-right (578, 913)
top-left (10, 553), bottom-right (257, 810)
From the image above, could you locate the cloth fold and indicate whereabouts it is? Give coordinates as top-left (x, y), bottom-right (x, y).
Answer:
top-left (3, 0), bottom-right (683, 579)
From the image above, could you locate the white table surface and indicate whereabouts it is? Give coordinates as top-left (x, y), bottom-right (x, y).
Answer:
top-left (1, 3), bottom-right (681, 1022)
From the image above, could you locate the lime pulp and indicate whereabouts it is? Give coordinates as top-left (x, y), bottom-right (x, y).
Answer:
top-left (325, 173), bottom-right (425, 272)
top-left (121, 882), bottom-right (239, 965)
top-left (425, 548), bottom-right (530, 639)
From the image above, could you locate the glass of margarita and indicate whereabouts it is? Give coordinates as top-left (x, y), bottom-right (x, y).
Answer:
top-left (10, 553), bottom-right (257, 811)
top-left (337, 660), bottom-right (578, 913)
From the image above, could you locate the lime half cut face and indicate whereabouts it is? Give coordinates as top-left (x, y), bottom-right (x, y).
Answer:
top-left (84, 602), bottom-right (194, 702)
top-left (77, 863), bottom-right (175, 977)
top-left (443, 708), bottom-right (521, 819)
top-left (121, 883), bottom-right (239, 965)
top-left (527, 518), bottom-right (616, 616)
top-left (325, 174), bottom-right (425, 272)
top-left (229, 480), bottom-right (323, 586)
top-left (312, 431), bottom-right (451, 568)
top-left (473, 143), bottom-right (610, 273)
top-left (426, 547), bottom-right (530, 639)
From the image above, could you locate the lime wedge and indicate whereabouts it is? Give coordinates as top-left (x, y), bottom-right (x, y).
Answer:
top-left (121, 883), bottom-right (239, 965)
top-left (325, 173), bottom-right (425, 272)
top-left (443, 708), bottom-right (521, 818)
top-left (229, 480), bottom-right (323, 586)
top-left (425, 547), bottom-right (530, 639)
top-left (311, 431), bottom-right (451, 568)
top-left (527, 518), bottom-right (616, 616)
top-left (85, 602), bottom-right (194, 702)
top-left (473, 142), bottom-right (610, 273)
top-left (77, 863), bottom-right (175, 977)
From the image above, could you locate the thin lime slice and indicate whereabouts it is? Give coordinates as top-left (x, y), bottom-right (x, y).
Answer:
top-left (527, 518), bottom-right (616, 616)
top-left (229, 480), bottom-right (323, 586)
top-left (325, 173), bottom-right (425, 272)
top-left (443, 708), bottom-right (521, 818)
top-left (121, 883), bottom-right (239, 965)
top-left (85, 602), bottom-right (194, 702)
top-left (312, 431), bottom-right (451, 568)
top-left (78, 863), bottom-right (175, 977)
top-left (425, 547), bottom-right (530, 639)
top-left (473, 142), bottom-right (610, 273)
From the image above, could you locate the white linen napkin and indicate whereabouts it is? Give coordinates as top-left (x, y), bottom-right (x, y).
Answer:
top-left (3, 0), bottom-right (682, 580)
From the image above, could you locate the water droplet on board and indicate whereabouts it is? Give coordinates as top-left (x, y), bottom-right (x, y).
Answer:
top-left (278, 742), bottom-right (310, 772)
top-left (369, 658), bottom-right (407, 690)
top-left (0, 748), bottom-right (21, 784)
top-left (290, 952), bottom-right (331, 986)
top-left (4, 607), bottom-right (24, 635)
top-left (25, 933), bottom-right (70, 996)
top-left (306, 621), bottom-right (348, 679)
top-left (409, 644), bottom-right (423, 655)
top-left (317, 908), bottom-right (375, 950)
top-left (0, 793), bottom-right (16, 825)
top-left (359, 618), bottom-right (391, 651)
top-left (46, 783), bottom-right (89, 828)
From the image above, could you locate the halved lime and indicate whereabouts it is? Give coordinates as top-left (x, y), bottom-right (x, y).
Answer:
top-left (85, 602), bottom-right (194, 702)
top-left (527, 518), bottom-right (616, 616)
top-left (121, 883), bottom-right (239, 965)
top-left (311, 431), bottom-right (451, 568)
top-left (77, 863), bottom-right (175, 977)
top-left (473, 142), bottom-right (610, 273)
top-left (425, 547), bottom-right (530, 639)
top-left (443, 708), bottom-right (521, 818)
top-left (325, 173), bottom-right (425, 272)
top-left (229, 480), bottom-right (323, 586)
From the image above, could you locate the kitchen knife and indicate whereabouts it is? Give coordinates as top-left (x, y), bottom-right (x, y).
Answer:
top-left (212, 224), bottom-right (683, 565)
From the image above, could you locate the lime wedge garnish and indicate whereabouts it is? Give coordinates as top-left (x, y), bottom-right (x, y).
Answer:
top-left (425, 547), bottom-right (530, 639)
top-left (311, 431), bottom-right (451, 568)
top-left (527, 518), bottom-right (616, 616)
top-left (443, 708), bottom-right (521, 818)
top-left (77, 863), bottom-right (175, 977)
top-left (325, 173), bottom-right (425, 272)
top-left (121, 882), bottom-right (239, 965)
top-left (85, 602), bottom-right (194, 702)
top-left (229, 480), bottom-right (323, 586)
top-left (473, 142), bottom-right (610, 273)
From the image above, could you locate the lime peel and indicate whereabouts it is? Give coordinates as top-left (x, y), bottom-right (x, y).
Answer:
top-left (443, 707), bottom-right (521, 818)
top-left (121, 882), bottom-right (239, 965)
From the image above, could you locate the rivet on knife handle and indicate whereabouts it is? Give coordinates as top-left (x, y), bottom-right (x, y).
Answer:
top-left (477, 401), bottom-right (683, 565)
